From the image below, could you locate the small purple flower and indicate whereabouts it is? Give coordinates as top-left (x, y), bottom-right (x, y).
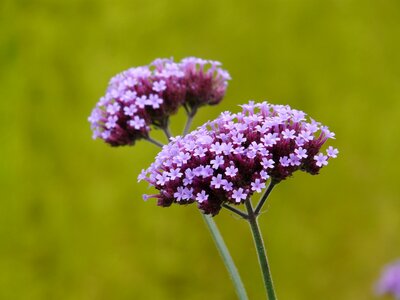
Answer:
top-left (182, 187), bottom-right (193, 200)
top-left (124, 104), bottom-right (138, 116)
top-left (251, 179), bottom-right (266, 193)
top-left (136, 95), bottom-right (147, 109)
top-left (194, 147), bottom-right (206, 157)
top-left (295, 147), bottom-right (308, 159)
top-left (139, 101), bottom-right (338, 215)
top-left (282, 129), bottom-right (296, 139)
top-left (211, 155), bottom-right (225, 169)
top-left (279, 156), bottom-right (290, 167)
top-left (260, 170), bottom-right (270, 180)
top-left (167, 167), bottom-right (183, 180)
top-left (201, 165), bottom-right (214, 178)
top-left (300, 130), bottom-right (314, 142)
top-left (232, 188), bottom-right (248, 203)
top-left (105, 115), bottom-right (118, 129)
top-left (223, 181), bottom-right (233, 191)
top-left (261, 158), bottom-right (275, 169)
top-left (211, 174), bottom-right (226, 189)
top-left (146, 94), bottom-right (163, 109)
top-left (225, 166), bottom-right (238, 177)
top-left (289, 153), bottom-right (301, 166)
top-left (156, 173), bottom-right (169, 186)
top-left (376, 260), bottom-right (400, 299)
top-left (152, 80), bottom-right (167, 92)
top-left (174, 186), bottom-right (185, 202)
top-left (106, 102), bottom-right (121, 115)
top-left (314, 153), bottom-right (328, 167)
top-left (128, 116), bottom-right (146, 130)
top-left (232, 133), bottom-right (247, 144)
top-left (196, 191), bottom-right (209, 203)
top-left (327, 146), bottom-right (339, 158)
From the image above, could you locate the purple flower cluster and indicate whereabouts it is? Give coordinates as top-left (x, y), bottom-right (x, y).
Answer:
top-left (88, 57), bottom-right (231, 146)
top-left (179, 57), bottom-right (231, 111)
top-left (377, 260), bottom-right (400, 299)
top-left (139, 101), bottom-right (338, 215)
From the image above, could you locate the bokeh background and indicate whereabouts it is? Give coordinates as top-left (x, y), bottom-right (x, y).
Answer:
top-left (1, 0), bottom-right (400, 299)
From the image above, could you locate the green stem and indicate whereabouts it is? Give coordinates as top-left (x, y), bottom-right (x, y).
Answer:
top-left (180, 109), bottom-right (248, 300)
top-left (222, 203), bottom-right (249, 219)
top-left (201, 214), bottom-right (248, 300)
top-left (161, 118), bottom-right (173, 141)
top-left (183, 107), bottom-right (197, 136)
top-left (254, 182), bottom-right (275, 215)
top-left (162, 126), bottom-right (172, 140)
top-left (245, 200), bottom-right (277, 300)
top-left (144, 136), bottom-right (164, 148)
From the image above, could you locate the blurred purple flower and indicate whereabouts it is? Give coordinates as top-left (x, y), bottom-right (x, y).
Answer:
top-left (377, 260), bottom-right (400, 299)
top-left (89, 57), bottom-right (230, 146)
top-left (139, 101), bottom-right (338, 215)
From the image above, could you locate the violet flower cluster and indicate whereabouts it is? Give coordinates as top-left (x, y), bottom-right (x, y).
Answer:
top-left (88, 57), bottom-right (231, 146)
top-left (139, 101), bottom-right (338, 215)
top-left (377, 260), bottom-right (400, 299)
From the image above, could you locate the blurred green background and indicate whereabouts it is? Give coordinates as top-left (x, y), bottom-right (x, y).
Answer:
top-left (1, 0), bottom-right (400, 299)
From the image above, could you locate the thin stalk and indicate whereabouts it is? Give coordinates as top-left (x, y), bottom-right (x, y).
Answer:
top-left (245, 200), bottom-right (277, 300)
top-left (144, 136), bottom-right (164, 148)
top-left (162, 126), bottom-right (172, 140)
top-left (181, 107), bottom-right (248, 299)
top-left (141, 134), bottom-right (249, 299)
top-left (222, 204), bottom-right (249, 219)
top-left (201, 214), bottom-right (248, 300)
top-left (254, 182), bottom-right (275, 215)
top-left (183, 107), bottom-right (197, 136)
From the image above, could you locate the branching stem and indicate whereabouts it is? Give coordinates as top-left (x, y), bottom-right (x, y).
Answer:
top-left (222, 204), bottom-right (249, 219)
top-left (254, 182), bottom-right (275, 215)
top-left (144, 136), bottom-right (164, 148)
top-left (183, 107), bottom-right (198, 136)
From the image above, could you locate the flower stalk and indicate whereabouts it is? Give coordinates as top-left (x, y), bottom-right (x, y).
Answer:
top-left (245, 199), bottom-right (277, 300)
top-left (183, 105), bottom-right (198, 136)
top-left (144, 136), bottom-right (164, 148)
top-left (202, 214), bottom-right (248, 300)
top-left (255, 182), bottom-right (275, 215)
top-left (180, 111), bottom-right (248, 300)
top-left (145, 117), bottom-right (249, 300)
top-left (162, 121), bottom-right (173, 141)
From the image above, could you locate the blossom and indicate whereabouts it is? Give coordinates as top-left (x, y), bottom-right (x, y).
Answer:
top-left (180, 57), bottom-right (231, 111)
top-left (89, 57), bottom-right (230, 146)
top-left (376, 260), bottom-right (400, 299)
top-left (232, 188), bottom-right (248, 203)
top-left (314, 153), bottom-right (328, 167)
top-left (251, 179), bottom-right (266, 193)
top-left (211, 174), bottom-right (227, 189)
top-left (152, 80), bottom-right (167, 92)
top-left (225, 166), bottom-right (238, 177)
top-left (139, 101), bottom-right (338, 215)
top-left (327, 146), bottom-right (339, 158)
top-left (196, 191), bottom-right (209, 203)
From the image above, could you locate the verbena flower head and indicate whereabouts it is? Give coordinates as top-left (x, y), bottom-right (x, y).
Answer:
top-left (89, 57), bottom-right (231, 146)
top-left (139, 101), bottom-right (338, 215)
top-left (376, 260), bottom-right (400, 299)
top-left (180, 57), bottom-right (231, 111)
